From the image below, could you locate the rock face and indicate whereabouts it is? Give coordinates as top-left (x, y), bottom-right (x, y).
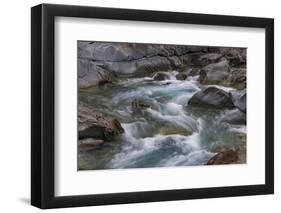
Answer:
top-left (78, 42), bottom-right (245, 88)
top-left (188, 87), bottom-right (235, 109)
top-left (78, 101), bottom-right (124, 142)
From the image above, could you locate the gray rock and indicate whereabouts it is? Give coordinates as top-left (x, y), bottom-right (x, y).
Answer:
top-left (228, 68), bottom-right (246, 90)
top-left (176, 72), bottom-right (188, 80)
top-left (78, 101), bottom-right (124, 141)
top-left (188, 87), bottom-right (235, 109)
top-left (199, 60), bottom-right (230, 85)
top-left (221, 109), bottom-right (246, 125)
top-left (78, 59), bottom-right (116, 88)
top-left (229, 89), bottom-right (246, 113)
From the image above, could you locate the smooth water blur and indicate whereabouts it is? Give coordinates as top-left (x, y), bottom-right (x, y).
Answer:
top-left (78, 72), bottom-right (246, 170)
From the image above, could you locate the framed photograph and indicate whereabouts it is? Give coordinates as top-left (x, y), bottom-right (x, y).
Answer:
top-left (31, 3), bottom-right (274, 209)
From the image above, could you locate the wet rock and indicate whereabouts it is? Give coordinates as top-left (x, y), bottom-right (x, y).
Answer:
top-left (206, 148), bottom-right (239, 165)
top-left (188, 87), bottom-right (235, 109)
top-left (79, 101), bottom-right (124, 141)
top-left (229, 89), bottom-right (246, 113)
top-left (79, 138), bottom-right (104, 150)
top-left (132, 99), bottom-right (150, 111)
top-left (176, 72), bottom-right (188, 80)
top-left (153, 72), bottom-right (171, 81)
top-left (221, 109), bottom-right (246, 125)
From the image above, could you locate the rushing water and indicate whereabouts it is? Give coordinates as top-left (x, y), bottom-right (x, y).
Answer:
top-left (78, 71), bottom-right (246, 170)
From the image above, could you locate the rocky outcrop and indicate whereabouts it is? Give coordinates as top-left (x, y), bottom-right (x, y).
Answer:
top-left (78, 42), bottom-right (245, 88)
top-left (79, 101), bottom-right (124, 142)
top-left (188, 87), bottom-right (235, 109)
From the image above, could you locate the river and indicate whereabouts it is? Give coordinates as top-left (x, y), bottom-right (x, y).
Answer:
top-left (78, 71), bottom-right (246, 170)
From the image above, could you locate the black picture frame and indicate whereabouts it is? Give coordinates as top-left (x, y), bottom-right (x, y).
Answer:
top-left (31, 3), bottom-right (274, 209)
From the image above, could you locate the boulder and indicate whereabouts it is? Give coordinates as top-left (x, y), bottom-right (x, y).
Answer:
top-left (198, 53), bottom-right (224, 66)
top-left (188, 87), bottom-right (235, 109)
top-left (153, 72), bottom-right (171, 81)
top-left (221, 48), bottom-right (246, 67)
top-left (176, 72), bottom-right (188, 80)
top-left (228, 68), bottom-right (246, 90)
top-left (229, 89), bottom-right (246, 113)
top-left (198, 61), bottom-right (246, 90)
top-left (198, 60), bottom-right (230, 85)
top-left (206, 149), bottom-right (239, 165)
top-left (78, 101), bottom-right (124, 141)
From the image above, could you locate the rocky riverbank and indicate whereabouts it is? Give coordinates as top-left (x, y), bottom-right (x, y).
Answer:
top-left (78, 41), bottom-right (247, 169)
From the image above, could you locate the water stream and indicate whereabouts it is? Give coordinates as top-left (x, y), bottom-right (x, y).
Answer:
top-left (78, 71), bottom-right (246, 170)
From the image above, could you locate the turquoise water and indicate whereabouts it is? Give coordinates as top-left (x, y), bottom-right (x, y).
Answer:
top-left (78, 72), bottom-right (246, 170)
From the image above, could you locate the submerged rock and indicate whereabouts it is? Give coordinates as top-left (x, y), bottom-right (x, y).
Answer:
top-left (78, 101), bottom-right (124, 141)
top-left (229, 89), bottom-right (246, 113)
top-left (221, 109), bottom-right (246, 125)
top-left (188, 87), bottom-right (235, 109)
top-left (159, 127), bottom-right (192, 136)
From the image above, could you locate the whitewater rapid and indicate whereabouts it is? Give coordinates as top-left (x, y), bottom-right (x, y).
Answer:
top-left (79, 71), bottom-right (246, 170)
